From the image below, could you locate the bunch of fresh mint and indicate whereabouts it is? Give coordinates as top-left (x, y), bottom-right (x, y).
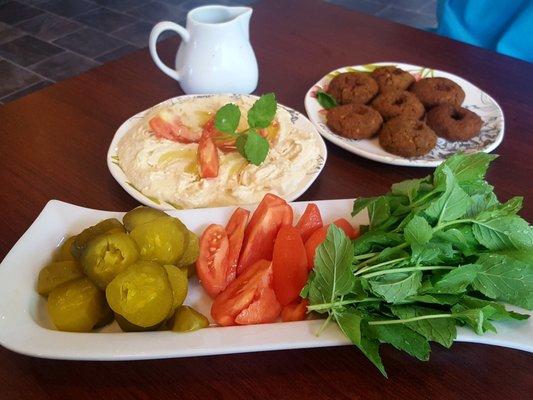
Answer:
top-left (214, 93), bottom-right (277, 165)
top-left (302, 152), bottom-right (533, 377)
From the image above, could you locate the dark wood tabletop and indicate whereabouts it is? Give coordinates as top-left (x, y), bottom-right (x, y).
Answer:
top-left (1, 0), bottom-right (532, 398)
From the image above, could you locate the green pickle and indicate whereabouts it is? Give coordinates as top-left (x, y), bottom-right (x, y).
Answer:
top-left (81, 232), bottom-right (139, 290)
top-left (123, 206), bottom-right (168, 232)
top-left (115, 313), bottom-right (163, 332)
top-left (106, 261), bottom-right (173, 328)
top-left (130, 216), bottom-right (188, 265)
top-left (71, 218), bottom-right (125, 259)
top-left (176, 230), bottom-right (199, 277)
top-left (169, 306), bottom-right (209, 332)
top-left (37, 260), bottom-right (84, 296)
top-left (54, 236), bottom-right (77, 261)
top-left (163, 265), bottom-right (188, 316)
top-left (47, 278), bottom-right (111, 332)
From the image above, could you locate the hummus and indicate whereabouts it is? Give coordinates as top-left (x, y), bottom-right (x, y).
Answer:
top-left (117, 95), bottom-right (322, 208)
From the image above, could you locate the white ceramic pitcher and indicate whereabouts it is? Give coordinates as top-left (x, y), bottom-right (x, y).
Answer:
top-left (149, 5), bottom-right (258, 94)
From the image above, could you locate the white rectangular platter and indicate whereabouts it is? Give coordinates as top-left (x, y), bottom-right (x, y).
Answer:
top-left (0, 199), bottom-right (531, 361)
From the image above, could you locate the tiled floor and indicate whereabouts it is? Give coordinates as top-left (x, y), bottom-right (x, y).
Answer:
top-left (0, 0), bottom-right (436, 104)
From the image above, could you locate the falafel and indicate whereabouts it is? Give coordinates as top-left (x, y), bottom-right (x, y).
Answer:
top-left (426, 104), bottom-right (482, 141)
top-left (409, 77), bottom-right (465, 109)
top-left (379, 117), bottom-right (437, 157)
top-left (371, 66), bottom-right (415, 92)
top-left (371, 90), bottom-right (425, 121)
top-left (327, 71), bottom-right (379, 105)
top-left (327, 103), bottom-right (383, 139)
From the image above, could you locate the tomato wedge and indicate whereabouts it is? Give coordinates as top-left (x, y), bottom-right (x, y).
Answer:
top-left (295, 203), bottom-right (323, 242)
top-left (211, 259), bottom-right (281, 326)
top-left (272, 225), bottom-right (308, 306)
top-left (237, 194), bottom-right (293, 275)
top-left (281, 298), bottom-right (309, 322)
top-left (202, 118), bottom-right (237, 152)
top-left (225, 207), bottom-right (250, 285)
top-left (304, 218), bottom-right (360, 270)
top-left (305, 227), bottom-right (327, 270)
top-left (333, 218), bottom-right (359, 240)
top-left (196, 224), bottom-right (230, 298)
top-left (198, 137), bottom-right (219, 178)
top-left (149, 110), bottom-right (201, 143)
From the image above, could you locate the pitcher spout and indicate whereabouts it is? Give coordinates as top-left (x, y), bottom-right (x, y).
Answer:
top-left (232, 7), bottom-right (252, 41)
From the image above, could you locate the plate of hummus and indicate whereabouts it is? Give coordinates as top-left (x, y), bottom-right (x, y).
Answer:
top-left (108, 94), bottom-right (327, 209)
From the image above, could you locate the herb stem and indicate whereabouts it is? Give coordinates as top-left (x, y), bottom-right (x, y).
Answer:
top-left (361, 266), bottom-right (454, 279)
top-left (433, 218), bottom-right (473, 233)
top-left (353, 252), bottom-right (379, 261)
top-left (307, 298), bottom-right (381, 312)
top-left (355, 242), bottom-right (409, 269)
top-left (353, 257), bottom-right (409, 276)
top-left (368, 313), bottom-right (453, 326)
top-left (316, 313), bottom-right (333, 336)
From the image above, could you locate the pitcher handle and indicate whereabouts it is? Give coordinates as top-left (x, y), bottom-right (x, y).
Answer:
top-left (149, 21), bottom-right (190, 81)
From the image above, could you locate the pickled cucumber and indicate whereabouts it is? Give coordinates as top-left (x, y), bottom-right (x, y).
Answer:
top-left (82, 232), bottom-right (139, 290)
top-left (37, 260), bottom-right (84, 296)
top-left (54, 236), bottom-right (77, 262)
top-left (163, 265), bottom-right (188, 317)
top-left (122, 206), bottom-right (167, 232)
top-left (115, 313), bottom-right (162, 332)
top-left (176, 230), bottom-right (199, 277)
top-left (106, 261), bottom-right (173, 328)
top-left (71, 218), bottom-right (125, 259)
top-left (130, 217), bottom-right (188, 265)
top-left (47, 278), bottom-right (111, 332)
top-left (169, 306), bottom-right (209, 332)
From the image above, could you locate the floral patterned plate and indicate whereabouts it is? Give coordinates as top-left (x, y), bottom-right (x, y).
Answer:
top-left (304, 62), bottom-right (504, 167)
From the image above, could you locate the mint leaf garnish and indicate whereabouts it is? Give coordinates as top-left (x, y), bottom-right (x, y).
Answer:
top-left (316, 90), bottom-right (337, 110)
top-left (215, 103), bottom-right (240, 134)
top-left (247, 93), bottom-right (276, 129)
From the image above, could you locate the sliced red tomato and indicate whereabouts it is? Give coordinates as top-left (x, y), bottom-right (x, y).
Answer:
top-left (198, 137), bottom-right (219, 178)
top-left (304, 219), bottom-right (360, 270)
top-left (202, 117), bottom-right (237, 152)
top-left (333, 218), bottom-right (359, 240)
top-left (295, 203), bottom-right (323, 242)
top-left (225, 207), bottom-right (250, 285)
top-left (281, 298), bottom-right (309, 322)
top-left (149, 110), bottom-right (201, 143)
top-left (211, 259), bottom-right (281, 326)
top-left (196, 224), bottom-right (230, 298)
top-left (305, 226), bottom-right (327, 270)
top-left (272, 225), bottom-right (309, 306)
top-left (237, 194), bottom-right (293, 275)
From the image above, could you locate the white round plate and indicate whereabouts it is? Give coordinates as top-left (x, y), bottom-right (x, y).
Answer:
top-left (304, 62), bottom-right (504, 167)
top-left (108, 94), bottom-right (327, 210)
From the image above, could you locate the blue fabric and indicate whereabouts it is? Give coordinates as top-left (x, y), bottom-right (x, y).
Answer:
top-left (436, 0), bottom-right (533, 62)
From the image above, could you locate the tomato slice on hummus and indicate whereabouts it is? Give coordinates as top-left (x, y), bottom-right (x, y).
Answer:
top-left (149, 110), bottom-right (201, 143)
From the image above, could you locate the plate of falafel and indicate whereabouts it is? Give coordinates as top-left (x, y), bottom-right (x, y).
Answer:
top-left (304, 62), bottom-right (504, 167)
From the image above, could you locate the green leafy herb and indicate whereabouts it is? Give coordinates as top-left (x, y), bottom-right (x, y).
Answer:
top-left (247, 92), bottom-right (277, 129)
top-left (472, 254), bottom-right (533, 309)
top-left (214, 103), bottom-right (241, 134)
top-left (316, 90), bottom-right (337, 110)
top-left (213, 93), bottom-right (277, 166)
top-left (304, 152), bottom-right (533, 376)
top-left (404, 215), bottom-right (433, 245)
top-left (240, 130), bottom-right (270, 166)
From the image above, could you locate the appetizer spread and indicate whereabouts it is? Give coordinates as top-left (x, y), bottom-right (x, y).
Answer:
top-left (116, 94), bottom-right (322, 209)
top-left (35, 153), bottom-right (532, 376)
top-left (316, 65), bottom-right (485, 158)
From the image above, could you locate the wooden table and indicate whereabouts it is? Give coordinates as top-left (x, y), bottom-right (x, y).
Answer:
top-left (1, 0), bottom-right (531, 398)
